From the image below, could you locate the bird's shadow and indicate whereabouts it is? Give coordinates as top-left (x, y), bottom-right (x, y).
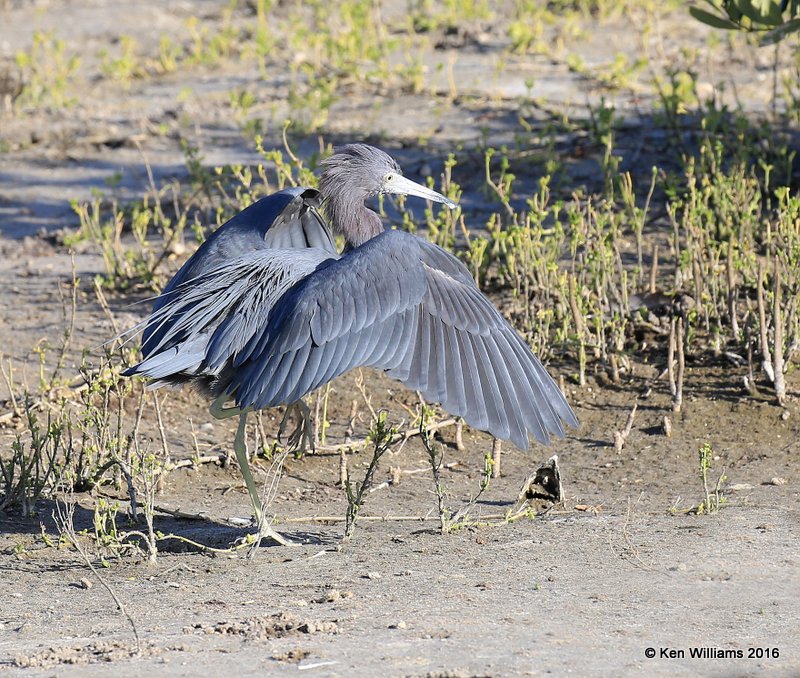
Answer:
top-left (574, 436), bottom-right (611, 449)
top-left (0, 499), bottom-right (335, 556)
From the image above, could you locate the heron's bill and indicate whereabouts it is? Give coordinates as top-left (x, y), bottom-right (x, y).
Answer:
top-left (384, 174), bottom-right (458, 208)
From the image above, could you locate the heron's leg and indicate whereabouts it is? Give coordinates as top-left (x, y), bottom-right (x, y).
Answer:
top-left (210, 395), bottom-right (252, 467)
top-left (233, 411), bottom-right (295, 546)
top-left (210, 393), bottom-right (250, 420)
top-left (278, 399), bottom-right (314, 453)
top-left (232, 414), bottom-right (296, 547)
top-left (208, 399), bottom-right (295, 547)
top-left (233, 412), bottom-right (262, 523)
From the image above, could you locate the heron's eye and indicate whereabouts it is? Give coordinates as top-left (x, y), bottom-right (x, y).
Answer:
top-left (386, 174), bottom-right (394, 182)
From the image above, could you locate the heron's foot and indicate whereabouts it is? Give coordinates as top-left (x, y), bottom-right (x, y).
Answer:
top-left (255, 519), bottom-right (298, 547)
top-left (278, 400), bottom-right (314, 453)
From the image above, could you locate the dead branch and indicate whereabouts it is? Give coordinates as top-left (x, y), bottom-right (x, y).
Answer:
top-left (757, 260), bottom-right (774, 382)
top-left (53, 498), bottom-right (140, 653)
top-left (773, 260), bottom-right (786, 405)
top-left (649, 244), bottom-right (658, 294)
top-left (315, 417), bottom-right (458, 453)
top-left (613, 403), bottom-right (638, 452)
top-left (491, 438), bottom-right (502, 478)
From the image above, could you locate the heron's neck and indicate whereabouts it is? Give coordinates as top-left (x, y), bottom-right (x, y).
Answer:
top-left (327, 194), bottom-right (383, 248)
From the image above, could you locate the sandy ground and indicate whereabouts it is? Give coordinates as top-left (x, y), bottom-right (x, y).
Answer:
top-left (1, 1), bottom-right (799, 676)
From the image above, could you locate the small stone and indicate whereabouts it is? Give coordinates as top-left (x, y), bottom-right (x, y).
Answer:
top-left (200, 422), bottom-right (214, 432)
top-left (729, 483), bottom-right (753, 491)
top-left (366, 572), bottom-right (381, 580)
top-left (390, 620), bottom-right (407, 629)
top-left (767, 477), bottom-right (787, 486)
top-left (79, 577), bottom-right (92, 589)
top-left (781, 410), bottom-right (790, 421)
top-left (169, 241), bottom-right (187, 257)
top-left (695, 81), bottom-right (715, 101)
top-left (668, 563), bottom-right (687, 572)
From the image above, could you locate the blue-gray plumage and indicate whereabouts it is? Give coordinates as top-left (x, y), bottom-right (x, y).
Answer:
top-left (122, 144), bottom-right (578, 543)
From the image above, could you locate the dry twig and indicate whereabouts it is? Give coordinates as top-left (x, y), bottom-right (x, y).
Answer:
top-left (53, 497), bottom-right (141, 653)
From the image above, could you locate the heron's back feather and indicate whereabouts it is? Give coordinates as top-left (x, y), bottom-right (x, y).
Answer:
top-left (142, 188), bottom-right (335, 347)
top-left (126, 187), bottom-right (338, 394)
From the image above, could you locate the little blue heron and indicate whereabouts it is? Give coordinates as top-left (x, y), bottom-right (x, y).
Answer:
top-left (122, 144), bottom-right (578, 544)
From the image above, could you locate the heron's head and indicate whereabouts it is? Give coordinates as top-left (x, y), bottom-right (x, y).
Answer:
top-left (320, 144), bottom-right (457, 208)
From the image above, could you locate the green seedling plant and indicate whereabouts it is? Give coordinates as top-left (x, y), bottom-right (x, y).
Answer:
top-left (419, 405), bottom-right (450, 533)
top-left (342, 410), bottom-right (397, 542)
top-left (0, 403), bottom-right (71, 516)
top-left (653, 68), bottom-right (701, 142)
top-left (421, 154), bottom-right (463, 251)
top-left (110, 444), bottom-right (163, 565)
top-left (419, 407), bottom-right (494, 533)
top-left (99, 35), bottom-right (144, 89)
top-left (14, 30), bottom-right (81, 109)
top-left (696, 443), bottom-right (726, 514)
top-left (508, 1), bottom-right (548, 55)
top-left (92, 497), bottom-right (125, 563)
top-left (185, 8), bottom-right (240, 68)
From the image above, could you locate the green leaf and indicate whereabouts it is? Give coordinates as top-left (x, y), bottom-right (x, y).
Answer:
top-left (733, 0), bottom-right (784, 26)
top-left (759, 16), bottom-right (800, 43)
top-left (689, 6), bottom-right (740, 28)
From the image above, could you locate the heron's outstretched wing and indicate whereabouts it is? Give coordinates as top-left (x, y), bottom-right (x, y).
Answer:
top-left (228, 229), bottom-right (577, 449)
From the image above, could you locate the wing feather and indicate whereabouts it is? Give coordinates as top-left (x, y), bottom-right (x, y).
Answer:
top-left (451, 330), bottom-right (488, 431)
top-left (428, 313), bottom-right (448, 403)
top-left (385, 307), bottom-right (420, 379)
top-left (366, 316), bottom-right (402, 367)
top-left (442, 325), bottom-right (467, 416)
top-left (482, 334), bottom-right (527, 449)
top-left (494, 330), bottom-right (551, 444)
top-left (406, 311), bottom-right (433, 393)
top-left (469, 333), bottom-right (511, 442)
